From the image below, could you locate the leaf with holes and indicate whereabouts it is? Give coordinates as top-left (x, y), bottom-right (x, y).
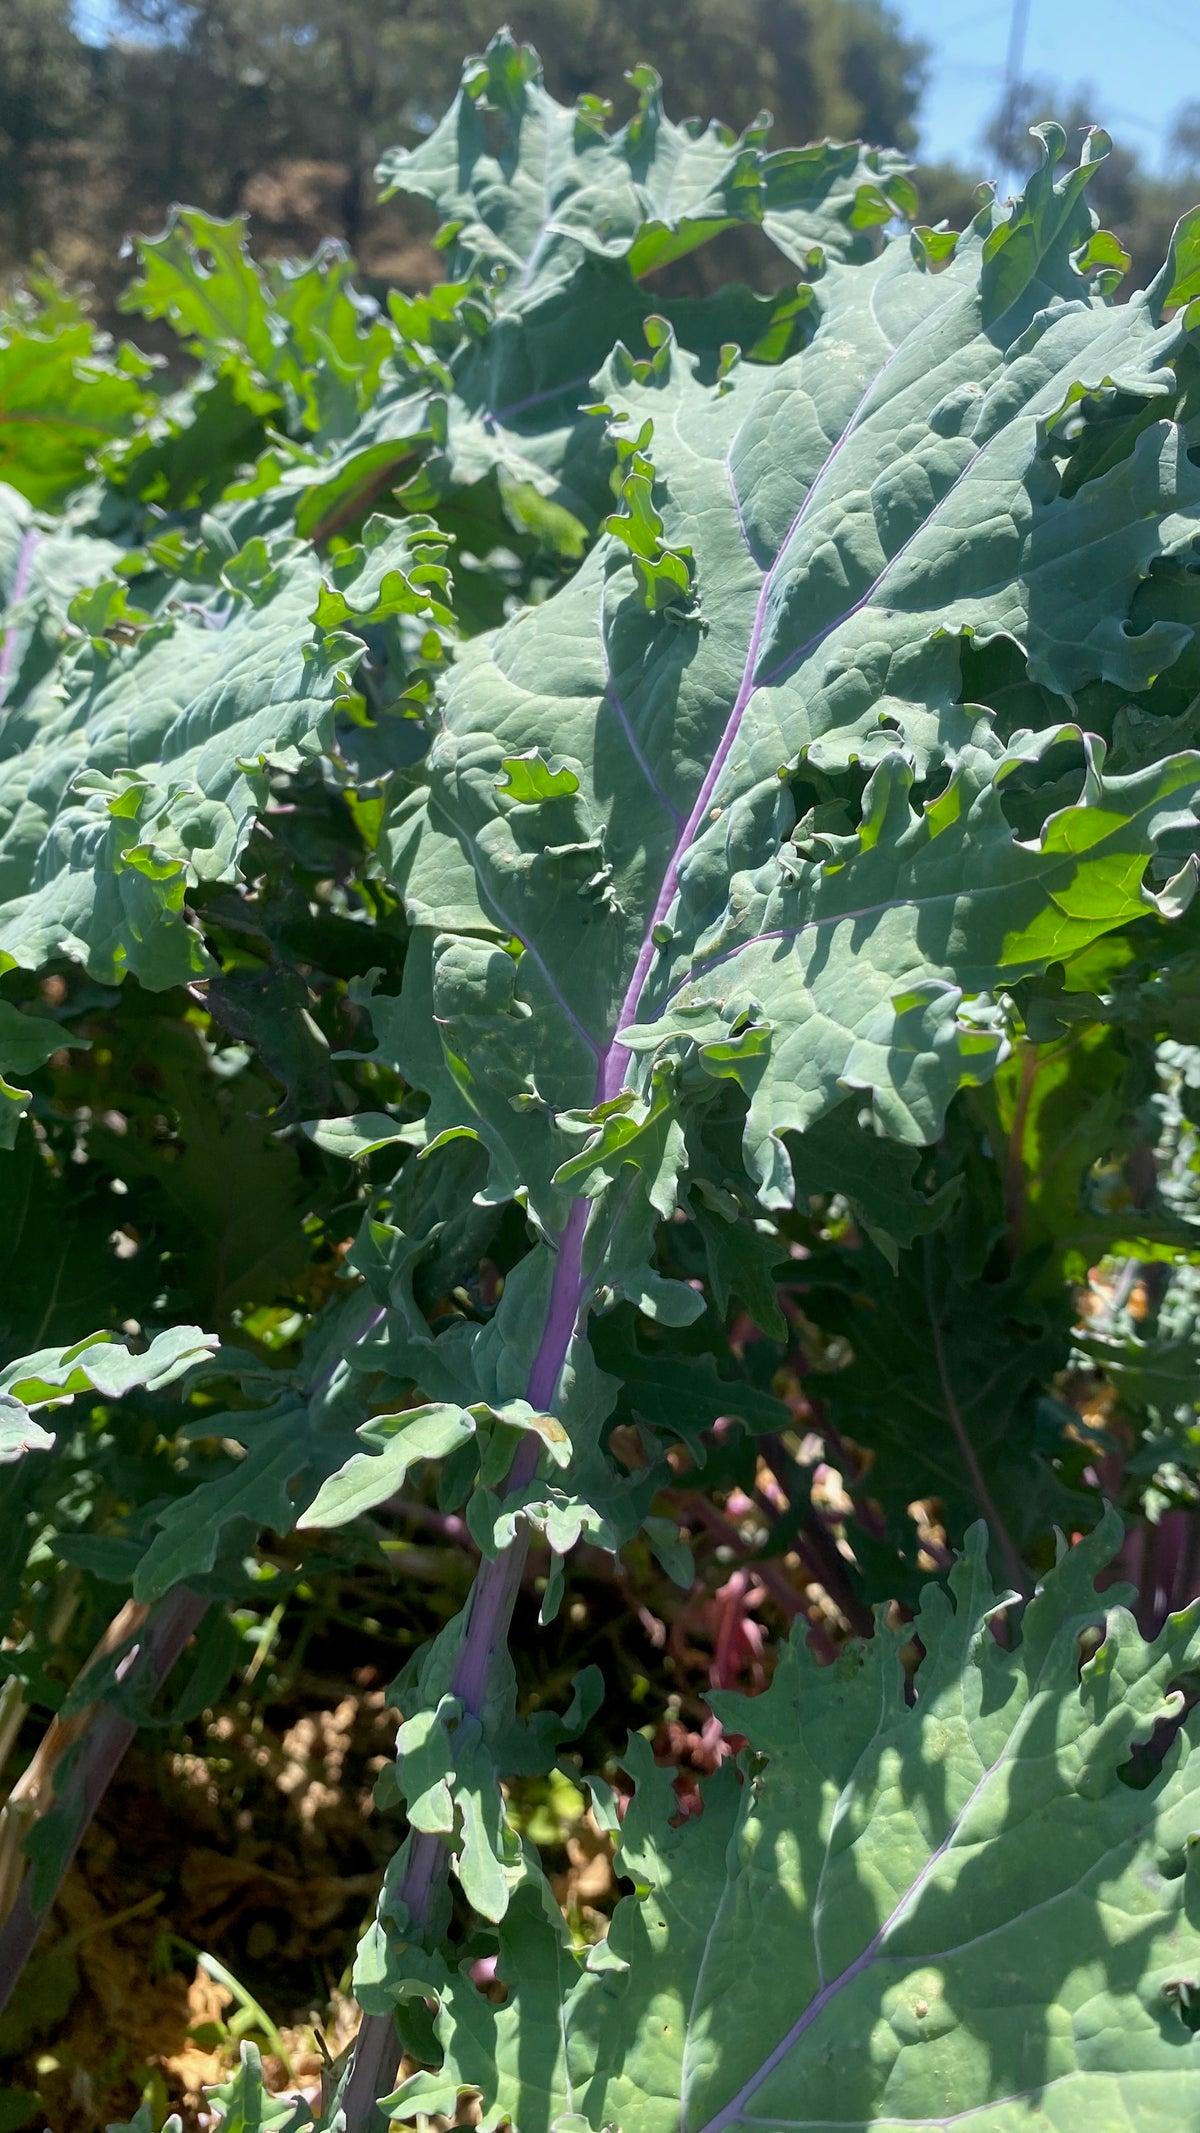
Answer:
top-left (387, 1515), bottom-right (1200, 2133)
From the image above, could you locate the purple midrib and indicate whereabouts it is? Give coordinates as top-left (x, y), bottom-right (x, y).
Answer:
top-left (486, 370), bottom-right (595, 428)
top-left (598, 585), bottom-right (775, 1106)
top-left (524, 272), bottom-right (1071, 1401)
top-left (687, 1535), bottom-right (1092, 2133)
top-left (688, 1716), bottom-right (1024, 2131)
top-left (520, 391), bottom-right (871, 1403)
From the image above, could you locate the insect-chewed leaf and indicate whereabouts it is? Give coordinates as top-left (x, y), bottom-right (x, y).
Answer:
top-left (388, 1513), bottom-right (1200, 2132)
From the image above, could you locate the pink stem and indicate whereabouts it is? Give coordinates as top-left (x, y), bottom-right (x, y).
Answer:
top-left (0, 1584), bottom-right (206, 2014)
top-left (342, 1367), bottom-right (558, 2123)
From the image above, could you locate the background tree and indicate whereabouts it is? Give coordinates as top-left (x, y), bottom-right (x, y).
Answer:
top-left (1, 0), bottom-right (929, 302)
top-left (5, 1), bottom-right (1200, 319)
top-left (1167, 98), bottom-right (1200, 182)
top-left (981, 75), bottom-right (1200, 291)
top-left (0, 0), bottom-right (92, 261)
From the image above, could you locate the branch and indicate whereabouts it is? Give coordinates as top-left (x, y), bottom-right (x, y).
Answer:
top-left (0, 1583), bottom-right (206, 2014)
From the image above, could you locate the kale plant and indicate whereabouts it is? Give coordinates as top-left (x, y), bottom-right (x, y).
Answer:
top-left (3, 31), bottom-right (1200, 2133)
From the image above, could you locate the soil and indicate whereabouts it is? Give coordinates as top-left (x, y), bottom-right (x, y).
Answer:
top-left (0, 1453), bottom-right (838, 2129)
top-left (2, 1650), bottom-right (401, 2130)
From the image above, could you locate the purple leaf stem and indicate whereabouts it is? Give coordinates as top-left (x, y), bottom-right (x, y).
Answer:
top-left (0, 1583), bottom-right (207, 2016)
top-left (343, 1432), bottom-right (544, 2127)
top-left (342, 1202), bottom-right (597, 2125)
top-left (338, 2003), bottom-right (408, 2129)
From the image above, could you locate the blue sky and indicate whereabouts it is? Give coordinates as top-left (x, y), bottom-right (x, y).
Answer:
top-left (73, 1), bottom-right (1199, 176)
top-left (899, 0), bottom-right (1200, 174)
